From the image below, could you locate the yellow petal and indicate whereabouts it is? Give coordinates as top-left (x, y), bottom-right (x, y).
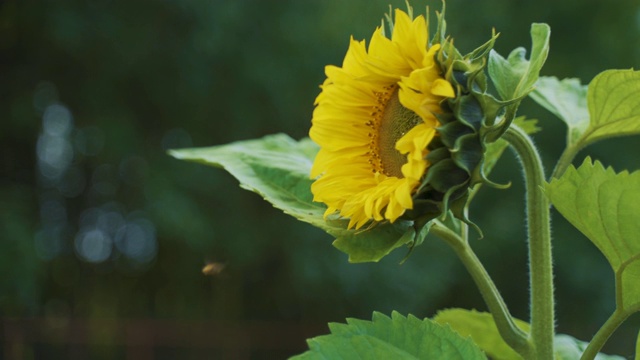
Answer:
top-left (432, 78), bottom-right (455, 98)
top-left (308, 7), bottom-right (452, 229)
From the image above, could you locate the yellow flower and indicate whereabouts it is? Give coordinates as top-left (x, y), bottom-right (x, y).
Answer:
top-left (309, 9), bottom-right (455, 229)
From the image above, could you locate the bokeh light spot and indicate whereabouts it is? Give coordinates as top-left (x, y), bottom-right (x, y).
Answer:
top-left (74, 228), bottom-right (112, 263)
top-left (43, 104), bottom-right (73, 137)
top-left (115, 218), bottom-right (157, 263)
top-left (37, 135), bottom-right (73, 180)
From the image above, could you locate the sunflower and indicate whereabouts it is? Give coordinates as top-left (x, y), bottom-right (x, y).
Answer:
top-left (309, 9), bottom-right (455, 230)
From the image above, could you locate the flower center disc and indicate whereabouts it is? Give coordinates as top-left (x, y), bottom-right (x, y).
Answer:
top-left (378, 89), bottom-right (422, 178)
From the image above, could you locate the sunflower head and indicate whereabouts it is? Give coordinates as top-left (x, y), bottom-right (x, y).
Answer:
top-left (310, 4), bottom-right (518, 231)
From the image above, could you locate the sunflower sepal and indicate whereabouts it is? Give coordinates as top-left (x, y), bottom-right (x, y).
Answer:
top-left (466, 30), bottom-right (500, 64)
top-left (399, 218), bottom-right (436, 264)
top-left (448, 193), bottom-right (484, 239)
top-left (406, 20), bottom-right (544, 233)
top-left (400, 209), bottom-right (467, 264)
top-left (330, 218), bottom-right (418, 263)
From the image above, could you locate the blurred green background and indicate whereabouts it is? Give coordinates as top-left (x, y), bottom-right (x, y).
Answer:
top-left (1, 0), bottom-right (639, 358)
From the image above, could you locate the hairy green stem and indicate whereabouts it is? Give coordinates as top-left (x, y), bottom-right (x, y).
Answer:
top-left (504, 126), bottom-right (555, 360)
top-left (431, 222), bottom-right (532, 358)
top-left (580, 309), bottom-right (630, 360)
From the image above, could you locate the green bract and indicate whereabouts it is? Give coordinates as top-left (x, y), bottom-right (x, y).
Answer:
top-left (403, 25), bottom-right (501, 226)
top-left (402, 10), bottom-right (549, 231)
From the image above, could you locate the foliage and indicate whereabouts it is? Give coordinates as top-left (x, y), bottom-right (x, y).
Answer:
top-left (583, 70), bottom-right (640, 145)
top-left (170, 4), bottom-right (640, 359)
top-left (291, 312), bottom-right (486, 360)
top-left (546, 158), bottom-right (640, 314)
top-left (530, 69), bottom-right (640, 177)
top-left (3, 0), bottom-right (640, 358)
top-left (170, 135), bottom-right (417, 263)
top-left (489, 23), bottom-right (550, 103)
top-left (529, 77), bottom-right (589, 147)
top-left (434, 309), bottom-right (625, 360)
top-left (434, 309), bottom-right (529, 360)
top-left (554, 335), bottom-right (626, 360)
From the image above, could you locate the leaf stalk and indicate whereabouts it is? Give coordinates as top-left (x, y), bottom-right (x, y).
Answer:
top-left (580, 309), bottom-right (630, 360)
top-left (431, 222), bottom-right (533, 358)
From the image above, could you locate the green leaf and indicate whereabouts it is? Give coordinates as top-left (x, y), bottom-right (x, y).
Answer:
top-left (554, 334), bottom-right (626, 360)
top-left (584, 69), bottom-right (640, 145)
top-left (488, 23), bottom-right (550, 101)
top-left (529, 77), bottom-right (589, 147)
top-left (529, 71), bottom-right (640, 178)
top-left (169, 134), bottom-right (416, 263)
top-left (169, 134), bottom-right (327, 229)
top-left (291, 311), bottom-right (486, 360)
top-left (433, 309), bottom-right (529, 360)
top-left (433, 309), bottom-right (625, 360)
top-left (545, 158), bottom-right (640, 312)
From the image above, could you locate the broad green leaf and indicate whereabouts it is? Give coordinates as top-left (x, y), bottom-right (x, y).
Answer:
top-left (488, 23), bottom-right (550, 101)
top-left (169, 134), bottom-right (328, 231)
top-left (291, 311), bottom-right (486, 360)
top-left (433, 309), bottom-right (625, 360)
top-left (554, 334), bottom-right (625, 360)
top-left (583, 69), bottom-right (640, 145)
top-left (529, 77), bottom-right (589, 147)
top-left (529, 71), bottom-right (640, 178)
top-left (545, 158), bottom-right (640, 312)
top-left (169, 134), bottom-right (415, 263)
top-left (433, 309), bottom-right (529, 360)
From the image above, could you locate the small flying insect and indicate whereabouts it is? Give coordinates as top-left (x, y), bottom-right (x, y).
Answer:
top-left (202, 261), bottom-right (226, 276)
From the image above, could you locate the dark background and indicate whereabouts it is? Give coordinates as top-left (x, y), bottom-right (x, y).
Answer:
top-left (1, 0), bottom-right (639, 358)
